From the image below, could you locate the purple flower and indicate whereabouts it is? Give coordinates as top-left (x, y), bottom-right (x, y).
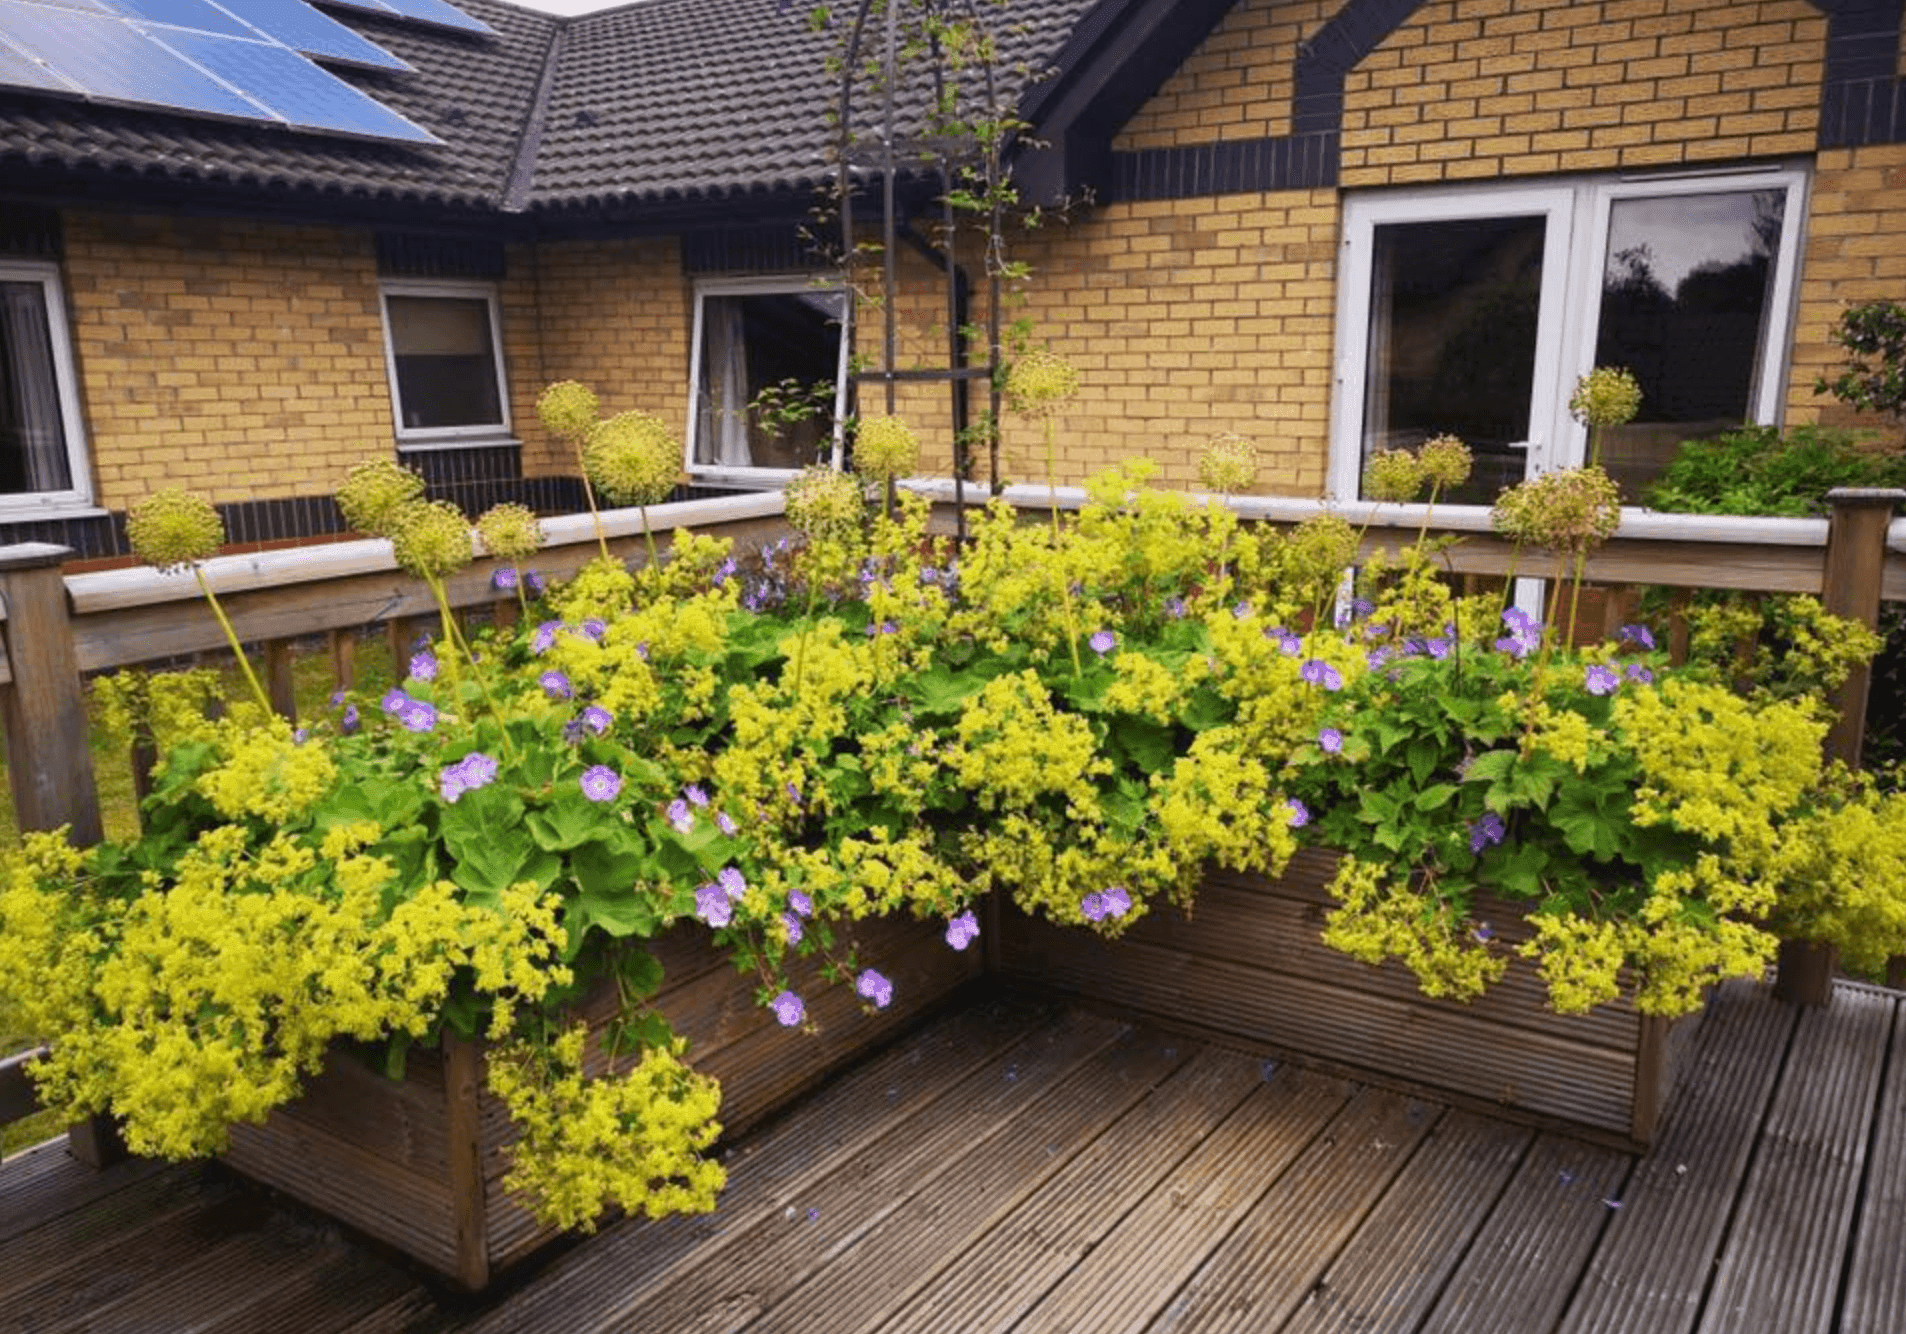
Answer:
top-left (380, 687), bottom-right (410, 716)
top-left (946, 910), bottom-right (980, 951)
top-left (714, 557), bottom-right (738, 585)
top-left (531, 621), bottom-right (562, 655)
top-left (1469, 812), bottom-right (1506, 854)
top-left (782, 912), bottom-right (804, 946)
top-left (770, 991), bottom-right (805, 1027)
top-left (1619, 623), bottom-right (1656, 651)
top-left (1285, 798), bottom-right (1310, 829)
top-left (1277, 631), bottom-right (1302, 657)
top-left (685, 784), bottom-right (710, 808)
top-left (788, 890), bottom-right (814, 918)
top-left (439, 752), bottom-right (495, 804)
top-left (694, 882), bottom-right (732, 928)
top-left (1425, 637), bottom-right (1452, 660)
top-left (579, 705), bottom-right (613, 736)
top-left (1233, 600), bottom-right (1253, 620)
top-left (786, 782), bottom-right (803, 806)
top-left (1299, 659), bottom-right (1344, 691)
top-left (1624, 663), bottom-right (1655, 685)
top-left (580, 765), bottom-right (622, 803)
top-left (666, 799), bottom-right (694, 833)
top-left (1471, 921), bottom-right (1497, 944)
top-left (539, 670), bottom-right (572, 700)
top-left (293, 727), bottom-right (309, 744)
top-left (492, 566), bottom-right (518, 591)
top-left (856, 968), bottom-right (894, 1009)
top-left (340, 704), bottom-right (361, 735)
top-left (408, 650), bottom-right (437, 682)
top-left (1163, 595), bottom-right (1187, 619)
top-left (1089, 629), bottom-right (1117, 655)
top-left (398, 699), bottom-right (438, 733)
top-left (1495, 608), bottom-right (1543, 659)
top-left (1080, 886), bottom-right (1131, 922)
top-left (716, 810), bottom-right (738, 836)
top-left (718, 866), bottom-right (746, 900)
top-left (524, 570), bottom-right (546, 596)
top-left (580, 617), bottom-right (606, 641)
top-left (1366, 647), bottom-right (1392, 670)
top-left (1318, 727), bottom-right (1344, 755)
top-left (1584, 664), bottom-right (1621, 697)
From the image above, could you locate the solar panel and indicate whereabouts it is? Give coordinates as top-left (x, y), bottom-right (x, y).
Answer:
top-left (0, 0), bottom-right (268, 120)
top-left (95, 0), bottom-right (252, 38)
top-left (218, 0), bottom-right (410, 71)
top-left (153, 25), bottom-right (438, 140)
top-left (315, 0), bottom-right (490, 37)
top-left (0, 28), bottom-right (78, 90)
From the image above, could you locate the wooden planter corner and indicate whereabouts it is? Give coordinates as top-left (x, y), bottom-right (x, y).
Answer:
top-left (995, 850), bottom-right (1702, 1150)
top-left (222, 911), bottom-right (981, 1289)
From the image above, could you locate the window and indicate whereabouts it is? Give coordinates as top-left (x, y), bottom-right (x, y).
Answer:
top-left (686, 277), bottom-right (849, 479)
top-left (1332, 166), bottom-right (1809, 507)
top-left (379, 281), bottom-right (510, 446)
top-left (0, 259), bottom-right (91, 513)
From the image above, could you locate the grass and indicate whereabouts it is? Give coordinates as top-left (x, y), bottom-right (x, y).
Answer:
top-left (0, 635), bottom-right (400, 1157)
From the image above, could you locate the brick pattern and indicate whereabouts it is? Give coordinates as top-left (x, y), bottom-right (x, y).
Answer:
top-left (1783, 141), bottom-right (1906, 444)
top-left (63, 211), bottom-right (395, 512)
top-left (1116, 1), bottom-right (1337, 150)
top-left (1340, 0), bottom-right (1827, 186)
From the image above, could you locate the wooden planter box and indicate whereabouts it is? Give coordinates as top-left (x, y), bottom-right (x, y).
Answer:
top-left (995, 850), bottom-right (1701, 1150)
top-left (222, 911), bottom-right (981, 1290)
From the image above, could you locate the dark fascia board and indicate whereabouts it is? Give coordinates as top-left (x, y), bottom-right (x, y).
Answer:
top-left (1014, 0), bottom-right (1242, 204)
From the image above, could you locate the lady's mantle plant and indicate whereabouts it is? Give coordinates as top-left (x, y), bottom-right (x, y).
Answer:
top-left (3, 387), bottom-right (1901, 1232)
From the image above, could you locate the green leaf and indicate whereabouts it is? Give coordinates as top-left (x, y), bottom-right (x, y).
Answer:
top-left (1413, 783), bottom-right (1459, 811)
top-left (1490, 841), bottom-right (1551, 899)
top-left (1109, 717), bottom-right (1178, 775)
top-left (527, 787), bottom-right (611, 852)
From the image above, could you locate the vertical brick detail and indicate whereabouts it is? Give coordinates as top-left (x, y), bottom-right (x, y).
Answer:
top-left (1118, 0), bottom-right (1339, 149)
top-left (1340, 0), bottom-right (1829, 186)
top-left (1783, 141), bottom-right (1906, 446)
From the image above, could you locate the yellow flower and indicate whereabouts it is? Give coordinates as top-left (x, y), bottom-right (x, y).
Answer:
top-left (1568, 366), bottom-right (1643, 428)
top-left (388, 500), bottom-right (475, 580)
top-left (586, 411), bottom-right (682, 507)
top-left (1004, 349), bottom-right (1080, 417)
top-left (537, 379), bottom-right (601, 439)
top-left (475, 503), bottom-right (545, 563)
top-left (1363, 448), bottom-right (1425, 503)
top-left (1418, 434), bottom-right (1473, 490)
top-left (1198, 432), bottom-right (1260, 495)
top-left (853, 414), bottom-right (921, 484)
top-left (126, 488), bottom-right (224, 572)
top-left (336, 458), bottom-right (426, 539)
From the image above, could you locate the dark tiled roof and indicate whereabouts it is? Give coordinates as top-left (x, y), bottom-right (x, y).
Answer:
top-left (0, 0), bottom-right (1101, 221)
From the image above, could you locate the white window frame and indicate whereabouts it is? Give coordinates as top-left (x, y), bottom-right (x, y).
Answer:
top-left (685, 274), bottom-right (851, 485)
top-left (1330, 163), bottom-right (1811, 508)
top-left (0, 258), bottom-right (95, 518)
top-left (377, 279), bottom-right (513, 450)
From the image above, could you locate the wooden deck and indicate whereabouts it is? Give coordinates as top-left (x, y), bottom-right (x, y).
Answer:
top-left (4, 976), bottom-right (1903, 1334)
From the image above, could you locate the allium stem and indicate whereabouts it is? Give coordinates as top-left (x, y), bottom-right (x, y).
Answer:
top-left (1043, 416), bottom-right (1084, 678)
top-left (638, 502), bottom-right (660, 571)
top-left (191, 567), bottom-right (273, 717)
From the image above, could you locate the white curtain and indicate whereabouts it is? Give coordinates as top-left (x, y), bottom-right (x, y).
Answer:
top-left (0, 281), bottom-right (69, 492)
top-left (698, 299), bottom-right (752, 467)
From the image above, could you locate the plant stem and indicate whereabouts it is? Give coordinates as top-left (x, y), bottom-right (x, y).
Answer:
top-left (192, 567), bottom-right (273, 717)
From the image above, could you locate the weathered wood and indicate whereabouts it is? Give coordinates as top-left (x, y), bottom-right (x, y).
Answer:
top-left (0, 545), bottom-right (101, 846)
top-left (1822, 488), bottom-right (1904, 769)
top-left (1839, 994), bottom-right (1906, 1334)
top-left (0, 1045), bottom-right (43, 1127)
top-left (328, 626), bottom-right (357, 692)
top-left (443, 1033), bottom-right (490, 1292)
top-left (1774, 937), bottom-right (1838, 1008)
top-left (263, 636), bottom-right (297, 721)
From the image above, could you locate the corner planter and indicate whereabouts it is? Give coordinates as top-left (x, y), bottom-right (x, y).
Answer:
top-left (995, 850), bottom-right (1702, 1150)
top-left (221, 911), bottom-right (980, 1290)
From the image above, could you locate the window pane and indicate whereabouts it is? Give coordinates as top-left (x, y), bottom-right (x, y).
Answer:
top-left (695, 290), bottom-right (843, 470)
top-left (1362, 216), bottom-right (1545, 505)
top-left (387, 294), bottom-right (503, 431)
top-left (0, 280), bottom-right (72, 493)
top-left (1593, 189), bottom-right (1784, 497)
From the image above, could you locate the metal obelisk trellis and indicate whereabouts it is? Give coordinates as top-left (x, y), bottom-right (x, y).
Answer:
top-left (835, 0), bottom-right (1009, 537)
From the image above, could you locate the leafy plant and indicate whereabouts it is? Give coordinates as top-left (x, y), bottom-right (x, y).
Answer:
top-left (1816, 299), bottom-right (1906, 423)
top-left (1644, 424), bottom-right (1906, 517)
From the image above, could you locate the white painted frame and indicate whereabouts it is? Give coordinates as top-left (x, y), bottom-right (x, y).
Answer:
top-left (0, 259), bottom-right (96, 518)
top-left (377, 279), bottom-right (512, 449)
top-left (685, 275), bottom-right (850, 485)
top-left (1332, 163), bottom-right (1812, 509)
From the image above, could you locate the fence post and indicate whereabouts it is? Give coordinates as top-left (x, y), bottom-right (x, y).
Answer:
top-left (1774, 488), bottom-right (1904, 1006)
top-left (0, 544), bottom-right (123, 1164)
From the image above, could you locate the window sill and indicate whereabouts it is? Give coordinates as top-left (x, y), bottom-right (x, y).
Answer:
top-left (396, 436), bottom-right (522, 454)
top-left (0, 501), bottom-right (109, 525)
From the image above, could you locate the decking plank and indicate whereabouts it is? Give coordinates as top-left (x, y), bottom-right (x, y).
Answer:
top-left (0, 1159), bottom-right (228, 1304)
top-left (193, 1246), bottom-right (430, 1334)
top-left (1142, 1086), bottom-right (1443, 1334)
top-left (0, 1136), bottom-right (171, 1246)
top-left (576, 1006), bottom-right (1128, 1334)
top-left (748, 1027), bottom-right (1195, 1334)
top-left (1840, 994), bottom-right (1906, 1334)
top-left (873, 1046), bottom-right (1269, 1334)
top-left (1417, 1134), bottom-right (1634, 1334)
top-left (1278, 1109), bottom-right (1534, 1334)
top-left (1557, 980), bottom-right (1798, 1334)
top-left (1695, 985), bottom-right (1895, 1334)
top-left (461, 995), bottom-right (1060, 1334)
top-left (1007, 1065), bottom-right (1357, 1334)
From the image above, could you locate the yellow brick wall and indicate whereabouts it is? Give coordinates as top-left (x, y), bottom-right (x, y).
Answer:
top-left (524, 235), bottom-right (689, 477)
top-left (1117, 0), bottom-right (1335, 150)
top-left (1340, 0), bottom-right (1825, 186)
top-left (63, 211), bottom-right (394, 509)
top-left (1784, 142), bottom-right (1906, 443)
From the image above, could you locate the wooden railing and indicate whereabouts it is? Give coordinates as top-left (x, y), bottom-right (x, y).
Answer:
top-left (2, 484), bottom-right (1902, 1152)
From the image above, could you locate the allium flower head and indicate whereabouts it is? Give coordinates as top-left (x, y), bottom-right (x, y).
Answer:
top-left (1004, 348), bottom-right (1081, 417)
top-left (1491, 466), bottom-right (1622, 555)
top-left (336, 458), bottom-right (426, 540)
top-left (783, 465), bottom-right (865, 544)
top-left (537, 379), bottom-right (600, 439)
top-left (1418, 434), bottom-right (1474, 490)
top-left (853, 413), bottom-right (921, 483)
top-left (389, 500), bottom-right (476, 581)
top-left (580, 765), bottom-right (622, 802)
top-left (1198, 431), bottom-right (1260, 495)
top-left (126, 488), bottom-right (224, 572)
top-left (946, 910), bottom-right (980, 951)
top-left (1568, 366), bottom-right (1643, 429)
top-left (770, 990), bottom-right (805, 1027)
top-left (1364, 448), bottom-right (1426, 503)
top-left (856, 968), bottom-right (894, 1009)
top-left (585, 411), bottom-right (681, 507)
top-left (475, 502), bottom-right (545, 564)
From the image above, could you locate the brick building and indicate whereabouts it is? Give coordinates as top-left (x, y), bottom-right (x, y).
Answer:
top-left (0, 0), bottom-right (1900, 559)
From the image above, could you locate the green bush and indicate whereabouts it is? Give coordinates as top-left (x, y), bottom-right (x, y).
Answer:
top-left (1644, 424), bottom-right (1906, 518)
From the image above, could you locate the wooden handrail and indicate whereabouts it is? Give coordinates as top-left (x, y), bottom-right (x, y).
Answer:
top-left (1, 1045), bottom-right (46, 1129)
